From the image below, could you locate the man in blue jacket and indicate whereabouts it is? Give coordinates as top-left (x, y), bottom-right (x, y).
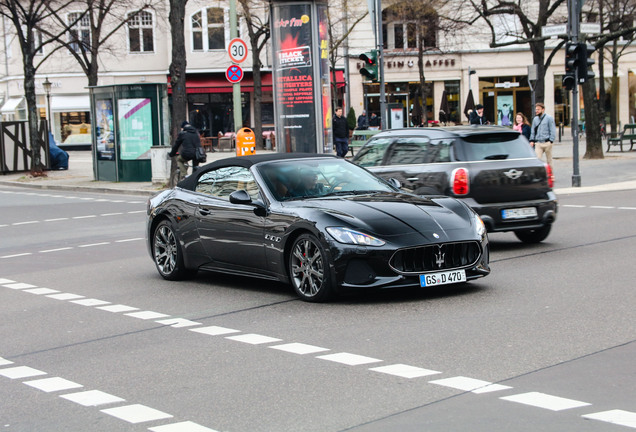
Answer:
top-left (529, 102), bottom-right (557, 166)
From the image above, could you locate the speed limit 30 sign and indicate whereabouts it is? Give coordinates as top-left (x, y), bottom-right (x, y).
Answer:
top-left (228, 38), bottom-right (248, 63)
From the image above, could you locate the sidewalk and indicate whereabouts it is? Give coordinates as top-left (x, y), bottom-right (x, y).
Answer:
top-left (1, 133), bottom-right (635, 196)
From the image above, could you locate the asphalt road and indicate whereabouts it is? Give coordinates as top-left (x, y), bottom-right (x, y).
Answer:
top-left (1, 185), bottom-right (635, 432)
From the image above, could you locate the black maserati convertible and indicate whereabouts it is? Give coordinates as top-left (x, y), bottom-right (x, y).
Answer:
top-left (146, 153), bottom-right (490, 302)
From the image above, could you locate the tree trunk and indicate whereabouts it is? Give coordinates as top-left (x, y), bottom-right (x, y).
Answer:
top-left (582, 79), bottom-right (604, 159)
top-left (168, 0), bottom-right (188, 186)
top-left (23, 53), bottom-right (45, 175)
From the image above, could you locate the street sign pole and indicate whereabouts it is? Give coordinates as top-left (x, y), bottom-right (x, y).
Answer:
top-left (376, 0), bottom-right (387, 130)
top-left (230, 0), bottom-right (242, 134)
top-left (569, 0), bottom-right (581, 187)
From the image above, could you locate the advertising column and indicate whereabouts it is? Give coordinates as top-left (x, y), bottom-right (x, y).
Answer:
top-left (271, 0), bottom-right (331, 153)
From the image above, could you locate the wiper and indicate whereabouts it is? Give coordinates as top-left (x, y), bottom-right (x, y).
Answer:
top-left (484, 154), bottom-right (509, 160)
top-left (321, 190), bottom-right (382, 198)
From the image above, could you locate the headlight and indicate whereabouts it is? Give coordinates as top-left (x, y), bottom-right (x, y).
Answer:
top-left (326, 227), bottom-right (385, 246)
top-left (474, 213), bottom-right (487, 238)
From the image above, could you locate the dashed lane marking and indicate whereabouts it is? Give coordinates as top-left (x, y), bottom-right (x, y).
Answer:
top-left (40, 247), bottom-right (73, 253)
top-left (0, 366), bottom-right (47, 379)
top-left (100, 404), bottom-right (173, 424)
top-left (47, 293), bottom-right (84, 300)
top-left (371, 364), bottom-right (441, 379)
top-left (269, 343), bottom-right (330, 355)
top-left (96, 304), bottom-right (139, 313)
top-left (149, 421), bottom-right (219, 432)
top-left (70, 298), bottom-right (111, 306)
top-left (583, 410), bottom-right (636, 429)
top-left (225, 333), bottom-right (283, 345)
top-left (316, 352), bottom-right (383, 366)
top-left (24, 377), bottom-right (83, 393)
top-left (430, 376), bottom-right (512, 393)
top-left (500, 392), bottom-right (591, 411)
top-left (23, 288), bottom-right (60, 295)
top-left (1, 237), bottom-right (143, 259)
top-left (190, 326), bottom-right (240, 336)
top-left (125, 311), bottom-right (170, 320)
top-left (60, 390), bottom-right (126, 407)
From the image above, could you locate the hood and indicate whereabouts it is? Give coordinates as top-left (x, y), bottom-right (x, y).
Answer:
top-left (287, 192), bottom-right (475, 242)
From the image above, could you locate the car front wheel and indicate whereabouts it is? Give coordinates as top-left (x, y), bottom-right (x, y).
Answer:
top-left (152, 219), bottom-right (192, 280)
top-left (514, 225), bottom-right (552, 243)
top-left (288, 234), bottom-right (334, 302)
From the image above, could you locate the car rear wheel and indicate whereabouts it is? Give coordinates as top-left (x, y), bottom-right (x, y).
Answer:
top-left (288, 234), bottom-right (333, 302)
top-left (514, 225), bottom-right (552, 243)
top-left (153, 220), bottom-right (192, 280)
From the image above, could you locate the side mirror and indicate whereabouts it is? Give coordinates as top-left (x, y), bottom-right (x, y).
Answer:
top-left (229, 189), bottom-right (252, 204)
top-left (387, 178), bottom-right (401, 189)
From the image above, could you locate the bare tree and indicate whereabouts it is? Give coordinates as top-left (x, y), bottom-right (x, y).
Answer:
top-left (43, 0), bottom-right (160, 87)
top-left (326, 0), bottom-right (367, 109)
top-left (449, 0), bottom-right (567, 105)
top-left (238, 0), bottom-right (270, 149)
top-left (0, 0), bottom-right (81, 174)
top-left (167, 0), bottom-right (188, 186)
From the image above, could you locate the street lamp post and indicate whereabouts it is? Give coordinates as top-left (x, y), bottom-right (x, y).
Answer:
top-left (42, 77), bottom-right (52, 132)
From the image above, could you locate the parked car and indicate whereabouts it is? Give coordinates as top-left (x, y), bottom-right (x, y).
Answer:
top-left (146, 153), bottom-right (490, 302)
top-left (351, 126), bottom-right (557, 243)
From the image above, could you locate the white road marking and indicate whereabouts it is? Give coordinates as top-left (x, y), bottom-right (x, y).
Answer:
top-left (125, 311), bottom-right (170, 320)
top-left (618, 206), bottom-right (636, 210)
top-left (23, 288), bottom-right (60, 295)
top-left (190, 326), bottom-right (240, 336)
top-left (370, 364), bottom-right (441, 379)
top-left (40, 247), bottom-right (73, 253)
top-left (101, 212), bottom-right (123, 216)
top-left (96, 304), bottom-right (139, 313)
top-left (70, 298), bottom-right (111, 306)
top-left (128, 210), bottom-right (146, 214)
top-left (429, 376), bottom-right (511, 393)
top-left (78, 242), bottom-right (110, 248)
top-left (582, 409), bottom-right (636, 428)
top-left (269, 342), bottom-right (330, 355)
top-left (500, 392), bottom-right (591, 411)
top-left (317, 352), bottom-right (382, 366)
top-left (3, 282), bottom-right (36, 289)
top-left (61, 389), bottom-right (125, 406)
top-left (44, 218), bottom-right (69, 222)
top-left (72, 215), bottom-right (97, 219)
top-left (12, 221), bottom-right (38, 225)
top-left (24, 377), bottom-right (83, 393)
top-left (0, 278), bottom-right (16, 284)
top-left (115, 237), bottom-right (143, 243)
top-left (0, 357), bottom-right (14, 366)
top-left (225, 334), bottom-right (282, 345)
top-left (590, 205), bottom-right (614, 209)
top-left (1, 253), bottom-right (33, 259)
top-left (156, 318), bottom-right (201, 328)
top-left (562, 204), bottom-right (586, 208)
top-left (0, 366), bottom-right (47, 379)
top-left (149, 421), bottom-right (219, 432)
top-left (100, 404), bottom-right (173, 424)
top-left (47, 293), bottom-right (84, 300)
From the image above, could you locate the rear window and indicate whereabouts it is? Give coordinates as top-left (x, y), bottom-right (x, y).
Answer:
top-left (459, 133), bottom-right (535, 161)
top-left (387, 137), bottom-right (450, 165)
top-left (354, 138), bottom-right (391, 167)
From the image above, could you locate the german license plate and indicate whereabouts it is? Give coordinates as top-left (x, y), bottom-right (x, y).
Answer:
top-left (502, 207), bottom-right (538, 220)
top-left (420, 270), bottom-right (466, 287)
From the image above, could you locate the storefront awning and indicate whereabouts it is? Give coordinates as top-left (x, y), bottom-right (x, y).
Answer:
top-left (1, 97), bottom-right (25, 114)
top-left (51, 95), bottom-right (90, 112)
top-left (170, 71), bottom-right (345, 94)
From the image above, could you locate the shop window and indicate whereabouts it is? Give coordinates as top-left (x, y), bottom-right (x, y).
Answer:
top-left (191, 7), bottom-right (227, 52)
top-left (128, 10), bottom-right (154, 53)
top-left (68, 12), bottom-right (91, 53)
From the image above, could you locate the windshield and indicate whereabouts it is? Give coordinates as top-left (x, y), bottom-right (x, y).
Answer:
top-left (256, 158), bottom-right (395, 201)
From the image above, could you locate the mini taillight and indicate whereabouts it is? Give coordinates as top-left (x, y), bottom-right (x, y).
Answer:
top-left (451, 168), bottom-right (469, 195)
top-left (545, 163), bottom-right (554, 188)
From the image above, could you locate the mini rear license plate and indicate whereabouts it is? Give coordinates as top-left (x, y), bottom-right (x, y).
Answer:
top-left (420, 270), bottom-right (466, 287)
top-left (502, 207), bottom-right (538, 220)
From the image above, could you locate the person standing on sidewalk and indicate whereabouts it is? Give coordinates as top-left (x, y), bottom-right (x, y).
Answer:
top-left (333, 107), bottom-right (350, 157)
top-left (529, 102), bottom-right (557, 166)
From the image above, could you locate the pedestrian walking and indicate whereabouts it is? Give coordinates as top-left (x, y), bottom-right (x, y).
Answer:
top-left (169, 121), bottom-right (202, 180)
top-left (357, 110), bottom-right (369, 130)
top-left (513, 112), bottom-right (532, 140)
top-left (333, 107), bottom-right (350, 157)
top-left (529, 103), bottom-right (557, 166)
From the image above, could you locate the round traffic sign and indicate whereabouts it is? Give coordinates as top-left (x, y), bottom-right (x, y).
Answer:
top-left (227, 38), bottom-right (248, 63)
top-left (226, 65), bottom-right (244, 83)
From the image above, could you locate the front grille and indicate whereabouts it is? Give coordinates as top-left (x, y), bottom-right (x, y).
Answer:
top-left (390, 241), bottom-right (481, 274)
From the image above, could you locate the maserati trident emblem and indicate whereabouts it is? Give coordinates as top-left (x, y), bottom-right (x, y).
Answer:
top-left (434, 245), bottom-right (445, 269)
top-left (503, 169), bottom-right (523, 180)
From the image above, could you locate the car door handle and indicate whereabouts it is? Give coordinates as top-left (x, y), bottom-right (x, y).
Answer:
top-left (198, 208), bottom-right (212, 216)
top-left (406, 177), bottom-right (420, 181)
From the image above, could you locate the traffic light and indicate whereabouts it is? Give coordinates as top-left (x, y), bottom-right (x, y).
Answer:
top-left (563, 42), bottom-right (579, 91)
top-left (578, 42), bottom-right (596, 84)
top-left (359, 50), bottom-right (379, 82)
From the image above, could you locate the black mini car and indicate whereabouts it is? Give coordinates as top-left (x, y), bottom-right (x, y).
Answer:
top-left (352, 126), bottom-right (557, 243)
top-left (147, 153), bottom-right (490, 302)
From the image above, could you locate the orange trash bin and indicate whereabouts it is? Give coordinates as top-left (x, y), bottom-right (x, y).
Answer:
top-left (236, 127), bottom-right (256, 156)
